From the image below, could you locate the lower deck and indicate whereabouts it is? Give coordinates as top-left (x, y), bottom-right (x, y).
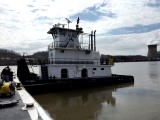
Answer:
top-left (44, 64), bottom-right (112, 79)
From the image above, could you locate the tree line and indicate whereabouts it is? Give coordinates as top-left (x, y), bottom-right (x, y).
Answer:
top-left (0, 49), bottom-right (48, 65)
top-left (1, 48), bottom-right (159, 66)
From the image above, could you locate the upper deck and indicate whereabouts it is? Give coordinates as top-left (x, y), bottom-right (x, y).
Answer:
top-left (48, 33), bottom-right (91, 50)
top-left (47, 18), bottom-right (97, 51)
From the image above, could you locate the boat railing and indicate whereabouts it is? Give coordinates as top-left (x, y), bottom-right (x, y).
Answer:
top-left (48, 41), bottom-right (66, 49)
top-left (48, 41), bottom-right (90, 50)
top-left (48, 58), bottom-right (100, 65)
top-left (79, 43), bottom-right (90, 50)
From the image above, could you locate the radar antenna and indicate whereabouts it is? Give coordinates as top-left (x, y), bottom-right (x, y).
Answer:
top-left (65, 18), bottom-right (72, 28)
top-left (58, 23), bottom-right (67, 28)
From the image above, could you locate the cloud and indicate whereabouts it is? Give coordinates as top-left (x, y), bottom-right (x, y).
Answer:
top-left (147, 0), bottom-right (160, 8)
top-left (147, 40), bottom-right (159, 45)
top-left (107, 23), bottom-right (160, 35)
top-left (96, 29), bottom-right (160, 55)
top-left (70, 2), bottom-right (116, 21)
top-left (0, 0), bottom-right (160, 56)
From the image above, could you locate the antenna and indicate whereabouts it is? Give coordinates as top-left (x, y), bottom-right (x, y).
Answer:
top-left (76, 17), bottom-right (80, 28)
top-left (65, 18), bottom-right (72, 28)
top-left (58, 23), bottom-right (67, 28)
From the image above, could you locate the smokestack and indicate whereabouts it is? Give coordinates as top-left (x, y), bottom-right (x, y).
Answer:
top-left (94, 30), bottom-right (96, 51)
top-left (147, 44), bottom-right (158, 59)
top-left (91, 31), bottom-right (93, 50)
top-left (89, 35), bottom-right (90, 49)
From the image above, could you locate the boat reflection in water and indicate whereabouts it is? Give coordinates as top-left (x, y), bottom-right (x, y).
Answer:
top-left (33, 83), bottom-right (133, 120)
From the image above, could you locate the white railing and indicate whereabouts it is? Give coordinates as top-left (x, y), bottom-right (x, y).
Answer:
top-left (48, 41), bottom-right (90, 50)
top-left (48, 58), bottom-right (100, 65)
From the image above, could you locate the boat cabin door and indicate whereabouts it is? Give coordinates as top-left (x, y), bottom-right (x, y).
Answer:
top-left (81, 68), bottom-right (88, 78)
top-left (61, 69), bottom-right (68, 78)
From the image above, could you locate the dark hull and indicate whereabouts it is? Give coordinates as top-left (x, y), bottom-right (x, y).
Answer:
top-left (20, 74), bottom-right (134, 94)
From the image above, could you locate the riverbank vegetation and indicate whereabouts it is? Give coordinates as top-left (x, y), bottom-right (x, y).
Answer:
top-left (0, 48), bottom-right (159, 66)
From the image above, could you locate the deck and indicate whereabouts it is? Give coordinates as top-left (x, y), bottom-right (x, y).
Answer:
top-left (0, 91), bottom-right (33, 120)
top-left (0, 77), bottom-right (53, 120)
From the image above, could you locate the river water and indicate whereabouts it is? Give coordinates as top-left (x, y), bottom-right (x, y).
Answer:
top-left (1, 62), bottom-right (160, 120)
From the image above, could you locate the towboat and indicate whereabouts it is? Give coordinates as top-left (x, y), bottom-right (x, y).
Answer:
top-left (17, 18), bottom-right (134, 93)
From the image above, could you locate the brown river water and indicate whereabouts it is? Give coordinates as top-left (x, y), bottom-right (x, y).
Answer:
top-left (2, 61), bottom-right (160, 120)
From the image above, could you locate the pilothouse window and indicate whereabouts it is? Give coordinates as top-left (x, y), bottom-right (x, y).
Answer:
top-left (60, 30), bottom-right (66, 36)
top-left (52, 33), bottom-right (59, 39)
top-left (72, 31), bottom-right (79, 38)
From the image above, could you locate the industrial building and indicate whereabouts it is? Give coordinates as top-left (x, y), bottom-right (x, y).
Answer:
top-left (147, 40), bottom-right (160, 60)
top-left (147, 44), bottom-right (158, 59)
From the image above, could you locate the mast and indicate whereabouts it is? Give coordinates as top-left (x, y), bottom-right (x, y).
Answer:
top-left (65, 18), bottom-right (72, 28)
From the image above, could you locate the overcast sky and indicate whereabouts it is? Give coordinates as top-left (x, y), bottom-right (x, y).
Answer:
top-left (0, 0), bottom-right (160, 55)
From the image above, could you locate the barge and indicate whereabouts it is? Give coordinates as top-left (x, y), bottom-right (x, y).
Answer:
top-left (0, 76), bottom-right (53, 120)
top-left (17, 18), bottom-right (134, 93)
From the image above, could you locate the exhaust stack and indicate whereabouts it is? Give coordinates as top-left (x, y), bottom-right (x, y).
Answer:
top-left (94, 30), bottom-right (96, 51)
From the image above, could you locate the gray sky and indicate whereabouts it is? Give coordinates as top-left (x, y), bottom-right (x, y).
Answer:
top-left (0, 0), bottom-right (160, 55)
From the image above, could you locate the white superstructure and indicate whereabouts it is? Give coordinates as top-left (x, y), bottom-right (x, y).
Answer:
top-left (40, 18), bottom-right (112, 79)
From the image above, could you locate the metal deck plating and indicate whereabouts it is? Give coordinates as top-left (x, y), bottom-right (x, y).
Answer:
top-left (0, 77), bottom-right (53, 120)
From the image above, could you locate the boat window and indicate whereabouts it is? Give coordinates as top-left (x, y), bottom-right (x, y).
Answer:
top-left (59, 30), bottom-right (66, 37)
top-left (101, 68), bottom-right (104, 70)
top-left (52, 33), bottom-right (59, 39)
top-left (72, 31), bottom-right (78, 38)
top-left (93, 68), bottom-right (96, 70)
top-left (61, 50), bottom-right (64, 53)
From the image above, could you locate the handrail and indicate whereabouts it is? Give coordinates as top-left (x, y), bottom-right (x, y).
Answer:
top-left (48, 58), bottom-right (100, 65)
top-left (48, 41), bottom-right (90, 50)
